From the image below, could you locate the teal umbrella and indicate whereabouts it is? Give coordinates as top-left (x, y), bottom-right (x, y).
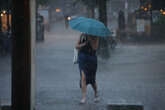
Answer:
top-left (69, 17), bottom-right (111, 37)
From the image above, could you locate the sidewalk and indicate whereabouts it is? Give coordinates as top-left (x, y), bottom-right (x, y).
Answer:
top-left (0, 55), bottom-right (11, 106)
top-left (36, 21), bottom-right (165, 110)
top-left (0, 20), bottom-right (165, 110)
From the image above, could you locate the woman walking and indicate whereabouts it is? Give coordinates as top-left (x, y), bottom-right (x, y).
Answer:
top-left (76, 33), bottom-right (99, 104)
top-left (69, 17), bottom-right (111, 103)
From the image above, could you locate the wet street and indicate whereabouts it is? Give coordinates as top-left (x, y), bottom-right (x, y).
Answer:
top-left (0, 21), bottom-right (165, 110)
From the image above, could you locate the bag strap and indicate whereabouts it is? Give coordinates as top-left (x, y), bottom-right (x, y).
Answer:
top-left (80, 34), bottom-right (87, 43)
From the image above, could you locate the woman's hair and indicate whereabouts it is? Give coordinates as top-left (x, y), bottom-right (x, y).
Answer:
top-left (86, 34), bottom-right (97, 38)
top-left (80, 33), bottom-right (97, 40)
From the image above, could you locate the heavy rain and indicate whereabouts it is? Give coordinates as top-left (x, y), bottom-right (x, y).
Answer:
top-left (0, 0), bottom-right (165, 110)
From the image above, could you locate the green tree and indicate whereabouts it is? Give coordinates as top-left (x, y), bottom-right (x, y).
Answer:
top-left (77, 0), bottom-right (108, 25)
top-left (37, 0), bottom-right (52, 6)
top-left (155, 14), bottom-right (165, 24)
top-left (81, 0), bottom-right (98, 18)
top-left (74, 0), bottom-right (98, 18)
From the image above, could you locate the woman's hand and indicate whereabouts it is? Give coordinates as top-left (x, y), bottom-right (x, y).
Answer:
top-left (76, 41), bottom-right (87, 49)
top-left (80, 42), bottom-right (87, 47)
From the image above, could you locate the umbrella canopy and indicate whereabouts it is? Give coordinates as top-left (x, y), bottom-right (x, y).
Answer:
top-left (69, 17), bottom-right (111, 37)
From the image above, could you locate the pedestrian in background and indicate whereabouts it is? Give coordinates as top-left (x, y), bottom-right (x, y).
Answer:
top-left (64, 15), bottom-right (69, 29)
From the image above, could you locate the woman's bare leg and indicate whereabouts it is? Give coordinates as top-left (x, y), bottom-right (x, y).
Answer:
top-left (92, 82), bottom-right (99, 102)
top-left (81, 71), bottom-right (86, 103)
top-left (92, 82), bottom-right (98, 98)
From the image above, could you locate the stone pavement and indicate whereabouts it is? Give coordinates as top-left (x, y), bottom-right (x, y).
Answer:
top-left (35, 21), bottom-right (165, 110)
top-left (0, 20), bottom-right (165, 110)
top-left (0, 55), bottom-right (11, 105)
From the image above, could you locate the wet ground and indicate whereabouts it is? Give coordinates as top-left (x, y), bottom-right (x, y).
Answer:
top-left (0, 20), bottom-right (165, 110)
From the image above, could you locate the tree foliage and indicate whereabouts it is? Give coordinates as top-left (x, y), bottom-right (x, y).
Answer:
top-left (0, 0), bottom-right (11, 9)
top-left (37, 0), bottom-right (55, 6)
top-left (37, 0), bottom-right (48, 5)
top-left (81, 0), bottom-right (99, 7)
top-left (73, 0), bottom-right (99, 8)
top-left (155, 14), bottom-right (165, 24)
top-left (79, 0), bottom-right (109, 8)
top-left (152, 0), bottom-right (165, 10)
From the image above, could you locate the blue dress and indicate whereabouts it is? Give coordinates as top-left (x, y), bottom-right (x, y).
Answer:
top-left (78, 38), bottom-right (97, 86)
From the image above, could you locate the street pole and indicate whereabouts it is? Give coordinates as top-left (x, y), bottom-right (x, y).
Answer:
top-left (0, 5), bottom-right (1, 32)
top-left (7, 0), bottom-right (10, 32)
top-left (98, 0), bottom-right (110, 59)
top-left (125, 0), bottom-right (128, 26)
top-left (11, 0), bottom-right (36, 110)
top-left (98, 0), bottom-right (107, 26)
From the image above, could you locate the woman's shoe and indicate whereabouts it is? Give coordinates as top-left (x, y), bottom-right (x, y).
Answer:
top-left (80, 99), bottom-right (86, 104)
top-left (94, 97), bottom-right (99, 103)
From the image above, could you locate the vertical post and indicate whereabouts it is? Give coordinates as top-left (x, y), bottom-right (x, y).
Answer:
top-left (30, 0), bottom-right (36, 109)
top-left (98, 0), bottom-right (110, 59)
top-left (125, 0), bottom-right (128, 25)
top-left (0, 15), bottom-right (2, 32)
top-left (98, 0), bottom-right (107, 26)
top-left (7, 0), bottom-right (10, 32)
top-left (11, 0), bottom-right (36, 110)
